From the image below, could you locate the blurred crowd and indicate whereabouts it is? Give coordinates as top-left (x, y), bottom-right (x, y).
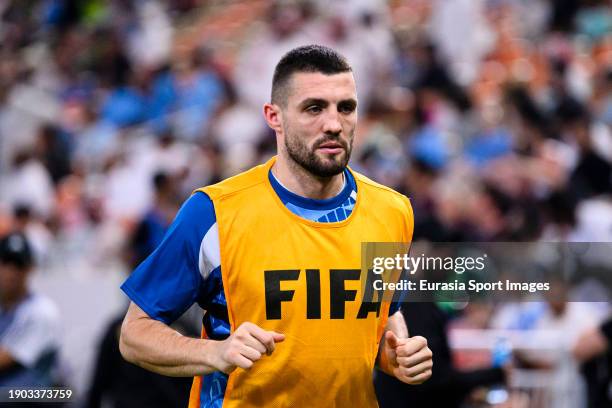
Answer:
top-left (0, 0), bottom-right (611, 407)
top-left (1, 0), bottom-right (611, 263)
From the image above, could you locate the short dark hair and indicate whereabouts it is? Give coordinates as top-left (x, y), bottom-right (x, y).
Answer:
top-left (152, 171), bottom-right (169, 191)
top-left (271, 45), bottom-right (352, 106)
top-left (0, 232), bottom-right (33, 270)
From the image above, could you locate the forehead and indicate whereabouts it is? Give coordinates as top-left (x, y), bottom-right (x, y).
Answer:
top-left (286, 71), bottom-right (356, 105)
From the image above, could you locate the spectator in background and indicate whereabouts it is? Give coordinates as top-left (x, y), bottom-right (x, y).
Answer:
top-left (12, 204), bottom-right (52, 267)
top-left (99, 69), bottom-right (147, 129)
top-left (494, 281), bottom-right (602, 408)
top-left (127, 171), bottom-right (179, 268)
top-left (149, 47), bottom-right (225, 141)
top-left (85, 172), bottom-right (194, 408)
top-left (429, 0), bottom-right (495, 86)
top-left (84, 314), bottom-right (196, 408)
top-left (233, 0), bottom-right (317, 109)
top-left (34, 123), bottom-right (72, 186)
top-left (0, 232), bottom-right (60, 387)
top-left (574, 318), bottom-right (612, 408)
top-left (375, 302), bottom-right (507, 408)
top-left (0, 0), bottom-right (610, 403)
top-left (0, 150), bottom-right (55, 221)
top-left (566, 114), bottom-right (612, 200)
top-left (71, 103), bottom-right (120, 175)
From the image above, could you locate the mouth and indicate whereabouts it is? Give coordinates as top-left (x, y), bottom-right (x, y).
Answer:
top-left (316, 141), bottom-right (345, 155)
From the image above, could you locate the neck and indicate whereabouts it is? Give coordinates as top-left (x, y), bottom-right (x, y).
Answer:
top-left (272, 155), bottom-right (345, 200)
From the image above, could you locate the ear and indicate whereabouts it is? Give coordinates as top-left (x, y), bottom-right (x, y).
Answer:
top-left (263, 103), bottom-right (283, 135)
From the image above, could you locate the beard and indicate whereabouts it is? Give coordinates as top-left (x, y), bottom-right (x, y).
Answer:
top-left (283, 126), bottom-right (354, 178)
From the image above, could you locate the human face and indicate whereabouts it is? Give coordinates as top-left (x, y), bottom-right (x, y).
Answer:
top-left (279, 71), bottom-right (357, 177)
top-left (0, 263), bottom-right (27, 303)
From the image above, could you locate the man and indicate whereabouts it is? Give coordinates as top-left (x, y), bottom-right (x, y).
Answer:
top-left (85, 172), bottom-right (193, 408)
top-left (128, 171), bottom-right (180, 268)
top-left (573, 318), bottom-right (612, 407)
top-left (0, 232), bottom-right (60, 387)
top-left (119, 45), bottom-right (432, 407)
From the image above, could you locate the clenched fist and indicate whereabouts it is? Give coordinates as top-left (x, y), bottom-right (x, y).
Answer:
top-left (211, 322), bottom-right (285, 374)
top-left (382, 331), bottom-right (433, 384)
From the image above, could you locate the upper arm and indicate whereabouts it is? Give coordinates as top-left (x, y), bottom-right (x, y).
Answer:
top-left (120, 302), bottom-right (156, 340)
top-left (123, 301), bottom-right (152, 325)
top-left (121, 192), bottom-right (217, 325)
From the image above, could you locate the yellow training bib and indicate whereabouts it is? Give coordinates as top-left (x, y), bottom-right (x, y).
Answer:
top-left (189, 156), bottom-right (413, 408)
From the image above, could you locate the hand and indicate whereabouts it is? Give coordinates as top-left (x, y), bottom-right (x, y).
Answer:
top-left (383, 331), bottom-right (433, 384)
top-left (212, 322), bottom-right (285, 373)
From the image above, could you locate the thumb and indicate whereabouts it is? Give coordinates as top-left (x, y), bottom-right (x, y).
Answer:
top-left (271, 331), bottom-right (285, 343)
top-left (385, 330), bottom-right (401, 349)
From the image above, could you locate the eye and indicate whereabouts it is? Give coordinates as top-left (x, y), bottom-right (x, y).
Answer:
top-left (306, 105), bottom-right (323, 114)
top-left (338, 102), bottom-right (356, 114)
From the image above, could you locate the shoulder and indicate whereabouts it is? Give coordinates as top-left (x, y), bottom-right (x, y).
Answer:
top-left (195, 162), bottom-right (269, 200)
top-left (351, 169), bottom-right (413, 216)
top-left (179, 190), bottom-right (216, 225)
top-left (15, 294), bottom-right (60, 327)
top-left (163, 191), bottom-right (218, 265)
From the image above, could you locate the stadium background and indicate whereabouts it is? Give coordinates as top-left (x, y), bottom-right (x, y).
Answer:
top-left (0, 0), bottom-right (611, 407)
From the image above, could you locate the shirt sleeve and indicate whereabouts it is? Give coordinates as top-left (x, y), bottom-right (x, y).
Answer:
top-left (1, 298), bottom-right (60, 368)
top-left (121, 191), bottom-right (216, 324)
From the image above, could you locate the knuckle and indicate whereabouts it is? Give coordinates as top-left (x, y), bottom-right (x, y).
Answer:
top-left (406, 377), bottom-right (417, 384)
top-left (227, 350), bottom-right (239, 362)
top-left (414, 336), bottom-right (427, 346)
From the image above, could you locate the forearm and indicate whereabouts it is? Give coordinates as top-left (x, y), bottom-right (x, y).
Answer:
top-left (119, 303), bottom-right (221, 377)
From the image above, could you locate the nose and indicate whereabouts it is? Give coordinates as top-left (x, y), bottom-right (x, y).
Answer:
top-left (322, 109), bottom-right (342, 135)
